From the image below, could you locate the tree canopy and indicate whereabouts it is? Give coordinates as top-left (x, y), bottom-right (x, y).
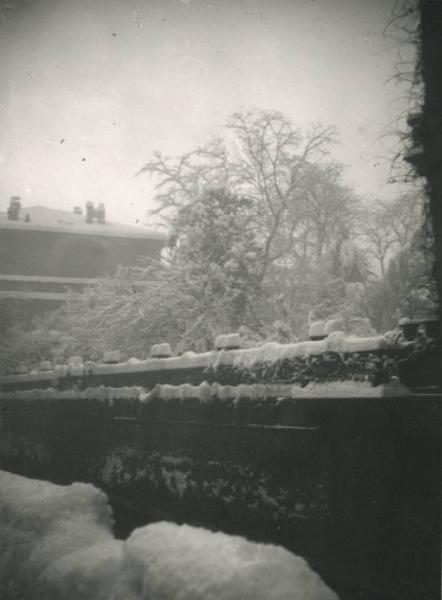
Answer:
top-left (0, 109), bottom-right (437, 370)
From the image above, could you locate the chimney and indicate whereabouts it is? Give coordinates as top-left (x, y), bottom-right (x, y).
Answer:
top-left (84, 201), bottom-right (105, 224)
top-left (96, 202), bottom-right (105, 225)
top-left (85, 201), bottom-right (94, 223)
top-left (7, 196), bottom-right (21, 221)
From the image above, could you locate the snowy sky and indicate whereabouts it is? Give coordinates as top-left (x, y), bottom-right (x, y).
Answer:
top-left (0, 0), bottom-right (412, 226)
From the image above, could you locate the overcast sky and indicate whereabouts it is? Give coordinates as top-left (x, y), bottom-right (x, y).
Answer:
top-left (0, 0), bottom-right (413, 226)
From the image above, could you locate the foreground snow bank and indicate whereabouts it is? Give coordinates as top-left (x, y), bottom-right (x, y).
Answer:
top-left (0, 470), bottom-right (124, 600)
top-left (0, 470), bottom-right (338, 600)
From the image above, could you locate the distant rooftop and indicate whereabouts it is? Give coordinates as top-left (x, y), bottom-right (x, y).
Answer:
top-left (0, 205), bottom-right (167, 240)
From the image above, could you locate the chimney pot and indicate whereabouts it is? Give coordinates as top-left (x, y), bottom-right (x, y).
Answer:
top-left (96, 202), bottom-right (105, 225)
top-left (7, 196), bottom-right (21, 221)
top-left (85, 201), bottom-right (94, 223)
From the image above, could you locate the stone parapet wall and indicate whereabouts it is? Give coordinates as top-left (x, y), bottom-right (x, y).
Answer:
top-left (0, 331), bottom-right (440, 599)
top-left (2, 333), bottom-right (438, 392)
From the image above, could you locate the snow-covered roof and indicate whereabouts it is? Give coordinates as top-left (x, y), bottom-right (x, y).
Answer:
top-left (0, 205), bottom-right (166, 240)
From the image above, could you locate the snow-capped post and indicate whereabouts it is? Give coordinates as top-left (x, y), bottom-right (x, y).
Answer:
top-left (85, 201), bottom-right (94, 224)
top-left (6, 196), bottom-right (21, 221)
top-left (96, 202), bottom-right (106, 224)
top-left (68, 355), bottom-right (85, 377)
top-left (309, 320), bottom-right (326, 341)
top-left (150, 343), bottom-right (173, 359)
top-left (38, 361), bottom-right (52, 372)
top-left (54, 364), bottom-right (68, 377)
top-left (215, 333), bottom-right (242, 351)
top-left (102, 350), bottom-right (121, 364)
top-left (11, 364), bottom-right (29, 375)
top-left (324, 318), bottom-right (346, 337)
top-left (84, 360), bottom-right (97, 374)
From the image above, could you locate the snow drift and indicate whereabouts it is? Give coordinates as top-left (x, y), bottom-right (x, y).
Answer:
top-left (0, 469), bottom-right (339, 600)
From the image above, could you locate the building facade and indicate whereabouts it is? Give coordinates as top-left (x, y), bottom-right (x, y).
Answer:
top-left (0, 200), bottom-right (166, 305)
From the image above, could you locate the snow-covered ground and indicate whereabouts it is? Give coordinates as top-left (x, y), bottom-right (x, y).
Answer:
top-left (0, 469), bottom-right (338, 600)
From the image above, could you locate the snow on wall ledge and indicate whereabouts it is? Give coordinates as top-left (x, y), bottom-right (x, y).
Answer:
top-left (0, 380), bottom-right (411, 406)
top-left (0, 469), bottom-right (339, 600)
top-left (140, 380), bottom-right (411, 403)
top-left (0, 332), bottom-right (407, 389)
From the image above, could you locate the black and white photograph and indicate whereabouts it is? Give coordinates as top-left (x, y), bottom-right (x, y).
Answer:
top-left (0, 0), bottom-right (440, 598)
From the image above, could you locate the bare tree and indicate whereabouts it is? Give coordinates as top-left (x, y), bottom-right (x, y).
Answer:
top-left (360, 191), bottom-right (424, 276)
top-left (295, 162), bottom-right (361, 262)
top-left (137, 109), bottom-right (338, 283)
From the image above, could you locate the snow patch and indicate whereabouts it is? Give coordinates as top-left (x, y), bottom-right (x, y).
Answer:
top-left (123, 521), bottom-right (338, 600)
top-left (0, 470), bottom-right (338, 600)
top-left (290, 381), bottom-right (411, 398)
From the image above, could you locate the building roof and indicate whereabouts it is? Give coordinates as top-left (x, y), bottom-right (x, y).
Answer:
top-left (0, 205), bottom-right (167, 240)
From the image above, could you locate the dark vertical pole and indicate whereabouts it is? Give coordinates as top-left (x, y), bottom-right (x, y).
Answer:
top-left (421, 0), bottom-right (442, 338)
top-left (420, 5), bottom-right (442, 594)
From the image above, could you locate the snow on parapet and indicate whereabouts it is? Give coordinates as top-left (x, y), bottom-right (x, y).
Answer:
top-left (0, 352), bottom-right (213, 385)
top-left (140, 381), bottom-right (289, 405)
top-left (289, 380), bottom-right (411, 398)
top-left (0, 469), bottom-right (338, 600)
top-left (212, 334), bottom-right (387, 372)
top-left (92, 351), bottom-right (213, 375)
top-left (0, 385), bottom-right (146, 404)
top-left (0, 332), bottom-right (396, 389)
top-left (141, 380), bottom-right (410, 404)
top-left (329, 334), bottom-right (388, 353)
top-left (0, 378), bottom-right (410, 406)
